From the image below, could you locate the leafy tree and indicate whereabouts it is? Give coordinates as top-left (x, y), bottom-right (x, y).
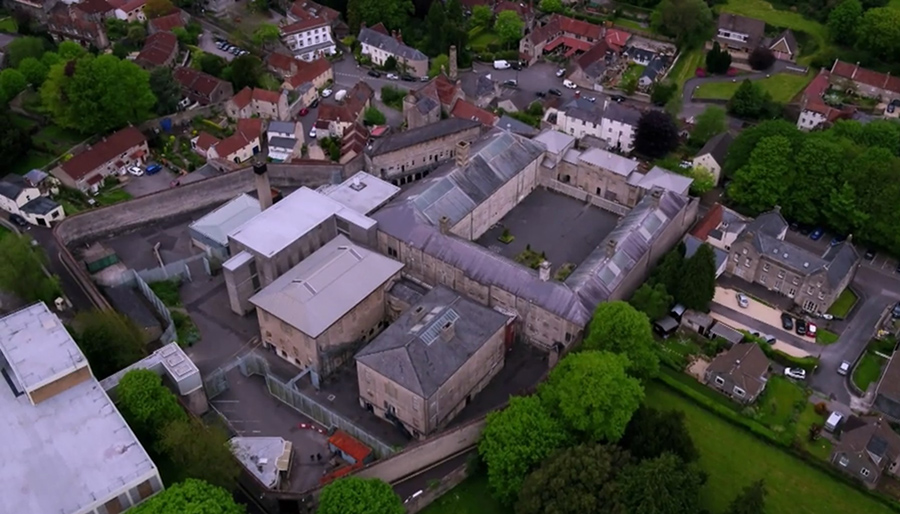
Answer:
top-left (225, 54), bottom-right (263, 90)
top-left (317, 477), bottom-right (404, 514)
top-left (112, 43), bottom-right (131, 59)
top-left (728, 79), bottom-right (769, 119)
top-left (58, 41), bottom-right (88, 60)
top-left (728, 135), bottom-right (793, 214)
top-left (689, 165), bottom-right (716, 195)
top-left (18, 57), bottom-right (49, 86)
top-left (116, 369), bottom-right (188, 442)
top-left (446, 0), bottom-right (464, 26)
top-left (611, 453), bottom-right (706, 514)
top-left (144, 0), bottom-right (176, 18)
top-left (0, 68), bottom-right (27, 102)
top-left (41, 51), bottom-right (62, 68)
top-left (846, 147), bottom-right (900, 248)
top-left (72, 310), bottom-right (146, 379)
top-left (665, 93), bottom-right (683, 118)
top-left (677, 243), bottom-right (716, 311)
top-left (856, 7), bottom-right (900, 60)
top-left (705, 42), bottom-right (731, 74)
top-left (127, 24), bottom-right (148, 46)
top-left (363, 106), bottom-right (386, 125)
top-left (479, 395), bottom-right (571, 505)
top-left (5, 36), bottom-right (45, 68)
top-left (495, 10), bottom-right (524, 48)
top-left (650, 81), bottom-right (676, 106)
top-left (0, 233), bottom-right (60, 304)
top-left (149, 67), bottom-right (182, 116)
top-left (748, 46), bottom-right (776, 71)
top-left (470, 5), bottom-right (493, 29)
top-left (428, 54), bottom-right (449, 77)
top-left (690, 105), bottom-right (726, 145)
top-left (725, 479), bottom-right (767, 514)
top-left (197, 53), bottom-right (227, 77)
top-left (41, 54), bottom-right (156, 133)
top-left (0, 107), bottom-right (31, 164)
top-left (539, 0), bottom-right (564, 13)
top-left (383, 55), bottom-right (398, 71)
top-left (856, 119), bottom-right (900, 154)
top-left (539, 351), bottom-right (644, 442)
top-left (105, 17), bottom-right (130, 41)
top-left (160, 420), bottom-right (241, 490)
top-left (823, 181), bottom-right (866, 235)
top-left (620, 406), bottom-right (698, 463)
top-left (129, 479), bottom-right (244, 514)
top-left (629, 282), bottom-right (673, 321)
top-left (347, 0), bottom-right (413, 32)
top-left (252, 23), bottom-right (280, 48)
top-left (786, 132), bottom-right (846, 224)
top-left (828, 0), bottom-right (862, 45)
top-left (651, 242), bottom-right (686, 294)
top-left (425, 0), bottom-right (447, 55)
top-left (516, 444), bottom-right (631, 514)
top-left (651, 0), bottom-right (714, 48)
top-left (584, 301), bottom-right (659, 380)
top-left (634, 110), bottom-right (679, 159)
top-left (722, 120), bottom-right (803, 178)
top-left (248, 0), bottom-right (269, 12)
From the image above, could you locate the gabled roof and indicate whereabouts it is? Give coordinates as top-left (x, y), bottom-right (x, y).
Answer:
top-left (603, 101), bottom-right (642, 126)
top-left (496, 115), bottom-right (539, 137)
top-left (281, 16), bottom-right (329, 35)
top-left (189, 193), bottom-right (261, 247)
top-left (577, 147), bottom-right (639, 176)
top-left (696, 132), bottom-right (734, 166)
top-left (173, 66), bottom-right (228, 101)
top-left (252, 87), bottom-right (282, 105)
top-left (286, 57), bottom-right (332, 88)
top-left (605, 28), bottom-right (631, 50)
top-left (768, 29), bottom-right (797, 56)
top-left (833, 417), bottom-right (900, 472)
top-left (562, 97), bottom-right (604, 125)
top-left (358, 24), bottom-right (427, 62)
top-left (830, 60), bottom-right (900, 95)
top-left (367, 118), bottom-right (480, 157)
top-left (136, 31), bottom-right (177, 67)
top-left (266, 52), bottom-right (297, 75)
top-left (149, 10), bottom-right (186, 32)
top-left (707, 342), bottom-right (769, 397)
top-left (193, 131), bottom-right (220, 152)
top-left (716, 13), bottom-right (765, 47)
top-left (118, 0), bottom-right (147, 13)
top-left (576, 41), bottom-right (611, 71)
top-left (60, 127), bottom-right (146, 181)
top-left (414, 73), bottom-right (460, 109)
top-left (230, 87), bottom-right (253, 109)
top-left (77, 0), bottom-right (115, 14)
top-left (0, 174), bottom-right (29, 201)
top-left (356, 286), bottom-right (509, 398)
top-left (629, 166), bottom-right (693, 195)
top-left (451, 99), bottom-right (497, 126)
top-left (268, 120), bottom-right (296, 135)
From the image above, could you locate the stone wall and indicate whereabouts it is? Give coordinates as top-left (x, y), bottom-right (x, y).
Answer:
top-left (403, 463), bottom-right (471, 513)
top-left (137, 103), bottom-right (224, 132)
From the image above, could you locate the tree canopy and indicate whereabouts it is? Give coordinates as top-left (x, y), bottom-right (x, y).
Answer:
top-left (725, 479), bottom-right (767, 514)
top-left (252, 23), bottom-right (280, 47)
top-left (539, 0), bottom-right (564, 13)
top-left (0, 107), bottom-right (31, 164)
top-left (856, 7), bottom-right (900, 60)
top-left (128, 479), bottom-right (244, 514)
top-left (72, 310), bottom-right (146, 379)
top-left (149, 67), bottom-right (182, 116)
top-left (620, 406), bottom-right (699, 463)
top-left (628, 282), bottom-right (674, 321)
top-left (224, 54), bottom-right (264, 91)
top-left (478, 395), bottom-right (571, 505)
top-left (0, 69), bottom-right (27, 103)
top-left (584, 301), bottom-right (659, 380)
top-left (611, 453), bottom-right (707, 514)
top-left (634, 110), bottom-right (679, 159)
top-left (539, 351), bottom-right (644, 442)
top-left (470, 5), bottom-right (493, 29)
top-left (159, 420), bottom-right (241, 489)
top-left (317, 477), bottom-right (404, 514)
top-left (678, 243), bottom-right (716, 311)
top-left (18, 56), bottom-right (49, 86)
top-left (363, 106), bottom-right (386, 125)
top-left (748, 47), bottom-right (776, 71)
top-left (5, 36), bottom-right (45, 68)
top-left (495, 10), bottom-right (524, 48)
top-left (425, 0), bottom-right (448, 56)
top-left (651, 0), bottom-right (714, 48)
top-left (116, 369), bottom-right (188, 441)
top-left (705, 42), bottom-right (731, 74)
top-left (0, 233), bottom-right (60, 304)
top-left (727, 135), bottom-right (793, 213)
top-left (347, 0), bottom-right (413, 32)
top-left (828, 0), bottom-right (862, 45)
top-left (691, 105), bottom-right (726, 145)
top-left (728, 79), bottom-right (776, 119)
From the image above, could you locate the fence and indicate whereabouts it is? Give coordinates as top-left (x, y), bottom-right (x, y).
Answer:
top-left (541, 176), bottom-right (631, 216)
top-left (238, 352), bottom-right (396, 458)
top-left (136, 253), bottom-right (210, 284)
top-left (204, 367), bottom-right (229, 400)
top-left (133, 272), bottom-right (177, 346)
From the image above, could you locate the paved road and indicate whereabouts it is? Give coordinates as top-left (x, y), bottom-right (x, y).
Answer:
top-left (679, 60), bottom-right (792, 120)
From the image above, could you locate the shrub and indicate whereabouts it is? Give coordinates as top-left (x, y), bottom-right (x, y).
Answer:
top-left (814, 402), bottom-right (828, 416)
top-left (742, 331), bottom-right (820, 370)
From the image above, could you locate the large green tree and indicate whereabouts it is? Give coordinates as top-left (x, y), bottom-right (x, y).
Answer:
top-left (0, 68), bottom-right (27, 103)
top-left (539, 351), bottom-right (644, 442)
top-left (478, 395), bottom-right (571, 505)
top-left (425, 0), bottom-right (447, 56)
top-left (0, 233), bottom-right (60, 304)
top-left (57, 41), bottom-right (88, 60)
top-left (516, 444), bottom-right (631, 514)
top-left (705, 42), bottom-right (731, 74)
top-left (0, 107), bottom-right (31, 164)
top-left (224, 54), bottom-right (263, 91)
top-left (72, 310), bottom-right (146, 380)
top-left (828, 0), bottom-right (862, 45)
top-left (786, 132), bottom-right (847, 225)
top-left (116, 369), bottom-right (188, 442)
top-left (728, 135), bottom-right (794, 214)
top-left (856, 7), bottom-right (900, 60)
top-left (584, 301), bottom-right (659, 380)
top-left (252, 23), bottom-right (280, 48)
top-left (690, 105), bottom-right (726, 145)
top-left (629, 282), bottom-right (673, 321)
top-left (128, 479), bottom-right (244, 514)
top-left (722, 120), bottom-right (804, 178)
top-left (728, 79), bottom-right (771, 119)
top-left (18, 56), bottom-right (49, 86)
top-left (317, 477), bottom-right (404, 514)
top-left (159, 420), bottom-right (241, 490)
top-left (41, 54), bottom-right (156, 133)
top-left (149, 67), bottom-right (182, 116)
top-left (651, 0), bottom-right (714, 48)
top-left (620, 406), bottom-right (698, 463)
top-left (495, 10), bottom-right (524, 48)
top-left (539, 0), bottom-right (564, 13)
top-left (196, 53), bottom-right (227, 77)
top-left (611, 453), bottom-right (707, 514)
top-left (347, 0), bottom-right (413, 32)
top-left (5, 36), bottom-right (45, 68)
top-left (650, 242), bottom-right (686, 296)
top-left (725, 480), bottom-right (767, 514)
top-left (470, 5), bottom-right (493, 30)
top-left (677, 243), bottom-right (716, 311)
top-left (634, 110), bottom-right (679, 159)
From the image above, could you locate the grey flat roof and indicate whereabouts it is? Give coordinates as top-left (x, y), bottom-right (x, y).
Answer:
top-left (324, 171), bottom-right (400, 215)
top-left (356, 286), bottom-right (509, 398)
top-left (101, 343), bottom-right (202, 398)
top-left (21, 196), bottom-right (61, 216)
top-left (0, 303), bottom-right (158, 514)
top-left (534, 129), bottom-right (575, 156)
top-left (250, 235), bottom-right (404, 337)
top-left (190, 194), bottom-right (262, 248)
top-left (268, 136), bottom-right (298, 150)
top-left (577, 147), bottom-right (639, 176)
top-left (231, 437), bottom-right (292, 489)
top-left (268, 120), bottom-right (296, 134)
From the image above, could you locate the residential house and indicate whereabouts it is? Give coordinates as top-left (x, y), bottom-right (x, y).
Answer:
top-left (459, 72), bottom-right (499, 109)
top-left (266, 51), bottom-right (299, 78)
top-left (0, 174), bottom-right (65, 227)
top-left (874, 352), bottom-right (900, 420)
top-left (684, 233), bottom-right (728, 277)
top-left (135, 31), bottom-right (178, 69)
top-left (0, 303), bottom-right (163, 514)
top-left (605, 28), bottom-right (631, 53)
top-left (831, 417), bottom-right (900, 487)
top-left (280, 14), bottom-right (336, 62)
top-left (207, 118), bottom-right (264, 165)
top-left (797, 69), bottom-right (855, 131)
top-left (355, 286), bottom-right (510, 438)
top-left (450, 98), bottom-right (498, 127)
top-left (173, 66), bottom-right (234, 106)
top-left (282, 56), bottom-right (333, 93)
top-left (191, 131), bottom-right (221, 159)
top-left (47, 1), bottom-right (112, 49)
top-left (358, 23), bottom-right (428, 78)
top-left (713, 13), bottom-right (765, 58)
top-left (768, 29), bottom-right (798, 62)
top-left (287, 0), bottom-right (346, 39)
top-left (496, 115), bottom-right (539, 137)
top-left (52, 126), bottom-right (148, 191)
top-left (267, 120), bottom-right (304, 161)
top-left (115, 0), bottom-right (147, 22)
top-left (704, 342), bottom-right (769, 404)
top-left (226, 87), bottom-right (291, 121)
top-left (692, 132), bottom-right (734, 184)
top-left (600, 100), bottom-right (642, 153)
top-left (251, 235), bottom-right (404, 377)
top-left (403, 73), bottom-right (464, 129)
top-left (624, 45), bottom-right (655, 66)
top-left (569, 41), bottom-right (614, 91)
top-left (689, 202), bottom-right (751, 253)
top-left (339, 123), bottom-right (368, 163)
top-left (555, 98), bottom-right (605, 140)
top-left (639, 55), bottom-right (669, 89)
top-left (148, 9), bottom-right (188, 33)
top-left (315, 81), bottom-right (373, 138)
top-left (829, 59), bottom-right (900, 103)
top-left (725, 207), bottom-right (860, 313)
top-left (519, 14), bottom-right (603, 65)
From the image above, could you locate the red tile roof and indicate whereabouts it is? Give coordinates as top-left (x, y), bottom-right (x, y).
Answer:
top-left (558, 15), bottom-right (602, 40)
top-left (451, 99), bottom-right (497, 126)
top-left (150, 10), bottom-right (186, 32)
top-left (118, 0), bottom-right (146, 13)
top-left (194, 131), bottom-right (220, 152)
top-left (286, 58), bottom-right (332, 88)
top-left (605, 28), bottom-right (631, 50)
top-left (60, 127), bottom-right (146, 181)
top-left (544, 36), bottom-right (592, 54)
top-left (266, 52), bottom-right (297, 75)
top-left (230, 87), bottom-right (253, 109)
top-left (831, 59), bottom-right (900, 94)
top-left (290, 0), bottom-right (339, 22)
top-left (173, 66), bottom-right (227, 102)
top-left (77, 0), bottom-right (115, 15)
top-left (252, 88), bottom-right (282, 105)
top-left (281, 16), bottom-right (329, 35)
top-left (803, 69), bottom-right (855, 121)
top-left (136, 31), bottom-right (178, 67)
top-left (237, 118), bottom-right (264, 138)
top-left (213, 132), bottom-right (252, 159)
top-left (327, 430), bottom-right (372, 464)
top-left (690, 203), bottom-right (723, 239)
top-left (577, 41), bottom-right (610, 70)
top-left (368, 22), bottom-right (390, 36)
top-left (416, 74), bottom-right (460, 108)
top-left (318, 103), bottom-right (355, 124)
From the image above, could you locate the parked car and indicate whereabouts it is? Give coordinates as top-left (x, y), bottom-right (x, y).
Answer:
top-left (864, 249), bottom-right (876, 260)
top-left (736, 293), bottom-right (749, 308)
top-left (806, 322), bottom-right (817, 338)
top-left (493, 60), bottom-right (511, 70)
top-left (145, 164), bottom-right (162, 175)
top-left (310, 98), bottom-right (319, 108)
top-left (367, 70), bottom-right (381, 78)
top-left (780, 312), bottom-right (794, 330)
top-left (795, 319), bottom-right (807, 336)
top-left (548, 88), bottom-right (562, 96)
top-left (809, 228), bottom-right (824, 240)
top-left (9, 213), bottom-right (28, 227)
top-left (556, 68), bottom-right (565, 77)
top-left (510, 61), bottom-right (522, 70)
top-left (784, 368), bottom-right (807, 380)
top-left (127, 165), bottom-right (143, 176)
top-left (308, 126), bottom-right (317, 139)
top-left (299, 107), bottom-right (309, 116)
top-left (838, 361), bottom-right (851, 376)
top-left (400, 74), bottom-right (415, 81)
top-left (892, 301), bottom-right (900, 319)
top-left (562, 79), bottom-right (577, 89)
top-left (535, 91), bottom-right (546, 98)
top-left (386, 73), bottom-right (399, 80)
top-left (611, 95), bottom-right (626, 103)
top-left (321, 88), bottom-right (333, 98)
top-left (830, 235), bottom-right (846, 247)
top-left (502, 79), bottom-right (518, 87)
top-left (764, 334), bottom-right (776, 345)
top-left (586, 96), bottom-right (596, 102)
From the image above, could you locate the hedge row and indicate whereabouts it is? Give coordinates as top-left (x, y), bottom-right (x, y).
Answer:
top-left (741, 331), bottom-right (820, 371)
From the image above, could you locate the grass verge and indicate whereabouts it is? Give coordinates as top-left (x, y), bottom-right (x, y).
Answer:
top-left (816, 329), bottom-right (839, 345)
top-left (420, 473), bottom-right (509, 514)
top-left (693, 73), bottom-right (812, 103)
top-left (668, 47), bottom-right (704, 90)
top-left (853, 351), bottom-right (885, 392)
top-left (827, 289), bottom-right (857, 318)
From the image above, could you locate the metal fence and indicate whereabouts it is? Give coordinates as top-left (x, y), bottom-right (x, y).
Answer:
top-left (132, 272), bottom-right (177, 345)
top-left (137, 254), bottom-right (210, 284)
top-left (542, 177), bottom-right (631, 216)
top-left (238, 352), bottom-right (396, 458)
top-left (204, 367), bottom-right (229, 400)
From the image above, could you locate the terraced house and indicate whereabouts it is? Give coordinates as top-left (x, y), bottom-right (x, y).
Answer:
top-left (358, 22), bottom-right (428, 78)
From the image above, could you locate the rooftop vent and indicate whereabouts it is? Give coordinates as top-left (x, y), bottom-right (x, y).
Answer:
top-left (783, 253), bottom-right (789, 258)
top-left (349, 175), bottom-right (367, 191)
top-left (803, 262), bottom-right (809, 268)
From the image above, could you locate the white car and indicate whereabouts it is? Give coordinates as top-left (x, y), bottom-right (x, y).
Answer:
top-left (563, 79), bottom-right (576, 89)
top-left (308, 126), bottom-right (317, 139)
top-left (736, 293), bottom-right (749, 308)
top-left (127, 166), bottom-right (144, 176)
top-left (386, 73), bottom-right (399, 80)
top-left (556, 69), bottom-right (565, 77)
top-left (838, 361), bottom-right (851, 376)
top-left (321, 88), bottom-right (333, 98)
top-left (784, 368), bottom-right (807, 381)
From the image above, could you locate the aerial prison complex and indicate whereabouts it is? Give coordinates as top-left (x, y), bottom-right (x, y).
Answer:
top-left (186, 123), bottom-right (698, 438)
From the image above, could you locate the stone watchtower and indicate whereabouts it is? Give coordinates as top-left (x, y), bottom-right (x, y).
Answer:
top-left (449, 45), bottom-right (458, 80)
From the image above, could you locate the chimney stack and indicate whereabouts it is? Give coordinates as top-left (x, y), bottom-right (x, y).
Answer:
top-left (440, 321), bottom-right (456, 342)
top-left (651, 188), bottom-right (662, 206)
top-left (439, 215), bottom-right (450, 235)
top-left (449, 45), bottom-right (458, 80)
top-left (539, 261), bottom-right (551, 281)
top-left (253, 161), bottom-right (273, 211)
top-left (455, 140), bottom-right (470, 167)
top-left (606, 239), bottom-right (617, 258)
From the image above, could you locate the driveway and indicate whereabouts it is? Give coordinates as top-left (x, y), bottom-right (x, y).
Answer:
top-left (122, 167), bottom-right (178, 198)
top-left (711, 286), bottom-right (820, 352)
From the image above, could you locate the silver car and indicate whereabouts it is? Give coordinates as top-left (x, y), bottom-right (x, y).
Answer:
top-left (784, 368), bottom-right (807, 381)
top-left (736, 293), bottom-right (750, 308)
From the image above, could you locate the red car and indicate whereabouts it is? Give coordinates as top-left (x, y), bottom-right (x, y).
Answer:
top-left (806, 322), bottom-right (817, 338)
top-left (299, 107), bottom-right (309, 116)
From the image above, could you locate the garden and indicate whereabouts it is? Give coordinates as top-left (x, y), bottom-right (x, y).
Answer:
top-left (852, 338), bottom-right (894, 392)
top-left (827, 289), bottom-right (858, 318)
top-left (721, 0), bottom-right (831, 65)
top-left (693, 73), bottom-right (812, 103)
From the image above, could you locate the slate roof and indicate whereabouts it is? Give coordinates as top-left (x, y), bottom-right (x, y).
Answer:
top-left (0, 174), bottom-right (26, 200)
top-left (21, 196), bottom-right (61, 215)
top-left (496, 115), bottom-right (539, 137)
top-left (577, 147), bottom-right (639, 176)
top-left (358, 24), bottom-right (427, 62)
top-left (355, 286), bottom-right (508, 398)
top-left (716, 13), bottom-right (765, 49)
top-left (696, 132), bottom-right (734, 166)
top-left (768, 29), bottom-right (797, 57)
top-left (268, 120), bottom-right (296, 135)
top-left (833, 417), bottom-right (900, 473)
top-left (562, 98), bottom-right (604, 125)
top-left (603, 101), bottom-right (642, 126)
top-left (461, 73), bottom-right (495, 100)
top-left (367, 118), bottom-right (480, 157)
top-left (576, 41), bottom-right (612, 79)
top-left (706, 342), bottom-right (769, 398)
top-left (630, 166), bottom-right (693, 195)
top-left (640, 56), bottom-right (668, 82)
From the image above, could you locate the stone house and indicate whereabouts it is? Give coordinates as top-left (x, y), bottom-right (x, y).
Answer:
top-left (314, 82), bottom-right (372, 138)
top-left (266, 120), bottom-right (304, 162)
top-left (0, 174), bottom-right (65, 227)
top-left (712, 13), bottom-right (765, 58)
top-left (52, 126), bottom-right (148, 192)
top-left (569, 41), bottom-right (614, 91)
top-left (135, 31), bottom-right (178, 69)
top-left (115, 0), bottom-right (147, 23)
top-left (47, 1), bottom-right (112, 49)
top-left (358, 23), bottom-right (428, 78)
top-left (829, 59), bottom-right (900, 103)
top-left (280, 15), bottom-right (336, 62)
top-left (282, 57), bottom-right (333, 92)
top-left (226, 87), bottom-right (291, 121)
top-left (768, 29), bottom-right (798, 62)
top-left (691, 132), bottom-right (733, 185)
top-left (173, 66), bottom-right (234, 106)
top-left (831, 417), bottom-right (900, 488)
top-left (355, 286), bottom-right (509, 438)
top-left (555, 98), bottom-right (605, 140)
top-left (704, 343), bottom-right (770, 404)
top-left (206, 118), bottom-right (264, 166)
top-left (403, 74), bottom-right (464, 129)
top-left (148, 9), bottom-right (188, 33)
top-left (600, 100), bottom-right (641, 153)
top-left (519, 14), bottom-right (603, 65)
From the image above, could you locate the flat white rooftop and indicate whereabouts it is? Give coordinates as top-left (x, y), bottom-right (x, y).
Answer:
top-left (323, 172), bottom-right (400, 215)
top-left (0, 303), bottom-right (158, 514)
top-left (228, 187), bottom-right (376, 258)
top-left (189, 193), bottom-right (262, 247)
top-left (231, 437), bottom-right (293, 489)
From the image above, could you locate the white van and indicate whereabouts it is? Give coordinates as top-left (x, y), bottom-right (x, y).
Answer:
top-left (493, 60), bottom-right (511, 70)
top-left (825, 411), bottom-right (844, 432)
top-left (334, 89), bottom-right (348, 102)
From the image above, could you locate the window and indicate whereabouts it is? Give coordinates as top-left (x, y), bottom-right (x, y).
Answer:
top-left (762, 263), bottom-right (770, 272)
top-left (744, 258), bottom-right (751, 267)
top-left (714, 376), bottom-right (725, 386)
top-left (741, 248), bottom-right (748, 255)
top-left (733, 386), bottom-right (746, 397)
top-left (104, 498), bottom-right (124, 514)
top-left (759, 275), bottom-right (767, 284)
top-left (777, 270), bottom-right (785, 279)
top-left (565, 332), bottom-right (572, 342)
top-left (387, 246), bottom-right (398, 258)
top-left (818, 291), bottom-right (825, 300)
top-left (861, 468), bottom-right (871, 477)
top-left (792, 277), bottom-right (800, 285)
top-left (412, 397), bottom-right (420, 411)
top-left (733, 253), bottom-right (740, 262)
top-left (137, 480), bottom-right (154, 500)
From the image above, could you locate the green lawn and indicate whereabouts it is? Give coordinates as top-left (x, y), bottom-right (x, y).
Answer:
top-left (612, 18), bottom-right (650, 33)
top-left (420, 473), bottom-right (509, 514)
top-left (9, 151), bottom-right (56, 175)
top-left (756, 375), bottom-right (806, 432)
top-left (668, 47), bottom-right (704, 90)
top-left (95, 188), bottom-right (133, 206)
top-left (816, 329), bottom-right (840, 345)
top-left (693, 73), bottom-right (812, 103)
top-left (469, 28), bottom-right (500, 52)
top-left (853, 351), bottom-right (886, 392)
top-left (721, 0), bottom-right (830, 64)
top-left (646, 383), bottom-right (895, 514)
top-left (32, 125), bottom-right (86, 155)
top-left (622, 63), bottom-right (646, 83)
top-left (0, 17), bottom-right (17, 32)
top-left (827, 289), bottom-right (858, 318)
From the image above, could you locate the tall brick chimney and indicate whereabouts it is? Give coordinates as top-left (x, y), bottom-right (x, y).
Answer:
top-left (253, 161), bottom-right (273, 211)
top-left (449, 45), bottom-right (458, 80)
top-left (455, 140), bottom-right (470, 167)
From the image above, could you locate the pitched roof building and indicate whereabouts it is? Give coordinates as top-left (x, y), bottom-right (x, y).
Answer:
top-left (714, 13), bottom-right (765, 54)
top-left (692, 132), bottom-right (734, 184)
top-left (173, 66), bottom-right (234, 106)
top-left (704, 342), bottom-right (770, 403)
top-left (831, 417), bottom-right (900, 487)
top-left (53, 127), bottom-right (148, 190)
top-left (47, 2), bottom-right (112, 49)
top-left (358, 22), bottom-right (428, 78)
top-left (148, 9), bottom-right (187, 32)
top-left (135, 30), bottom-right (178, 69)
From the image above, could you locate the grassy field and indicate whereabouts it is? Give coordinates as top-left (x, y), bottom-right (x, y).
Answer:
top-left (32, 125), bottom-right (86, 155)
top-left (693, 73), bottom-right (812, 102)
top-left (646, 383), bottom-right (895, 514)
top-left (0, 16), bottom-right (17, 32)
top-left (669, 47), bottom-right (704, 90)
top-left (816, 329), bottom-right (840, 345)
top-left (721, 0), bottom-right (829, 64)
top-left (9, 151), bottom-right (56, 175)
top-left (420, 473), bottom-right (509, 514)
top-left (622, 63), bottom-right (646, 84)
top-left (469, 28), bottom-right (500, 52)
top-left (853, 351), bottom-right (886, 392)
top-left (756, 375), bottom-right (805, 431)
top-left (827, 289), bottom-right (858, 318)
